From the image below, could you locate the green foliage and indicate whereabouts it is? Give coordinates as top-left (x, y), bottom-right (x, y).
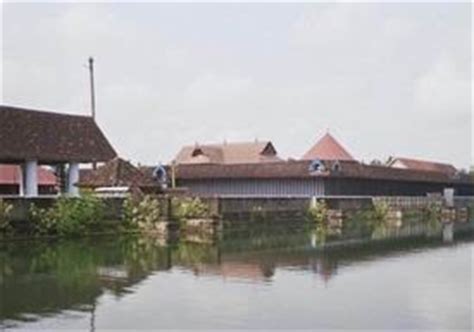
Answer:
top-left (0, 199), bottom-right (13, 233)
top-left (307, 199), bottom-right (328, 226)
top-left (171, 197), bottom-right (209, 222)
top-left (422, 203), bottom-right (442, 233)
top-left (29, 193), bottom-right (104, 236)
top-left (122, 195), bottom-right (162, 229)
top-left (423, 203), bottom-right (441, 225)
top-left (372, 201), bottom-right (389, 224)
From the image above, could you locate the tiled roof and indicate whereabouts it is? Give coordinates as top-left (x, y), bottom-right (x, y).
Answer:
top-left (175, 159), bottom-right (473, 185)
top-left (302, 133), bottom-right (354, 161)
top-left (79, 158), bottom-right (158, 188)
top-left (0, 105), bottom-right (117, 163)
top-left (0, 164), bottom-right (57, 186)
top-left (174, 141), bottom-right (281, 164)
top-left (388, 157), bottom-right (458, 175)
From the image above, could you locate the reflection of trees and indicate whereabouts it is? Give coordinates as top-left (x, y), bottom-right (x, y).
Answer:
top-left (0, 237), bottom-right (171, 325)
top-left (1, 222), bottom-right (471, 328)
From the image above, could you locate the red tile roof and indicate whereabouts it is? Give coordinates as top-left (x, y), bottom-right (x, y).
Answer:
top-left (79, 157), bottom-right (159, 188)
top-left (0, 164), bottom-right (57, 186)
top-left (174, 141), bottom-right (281, 164)
top-left (302, 133), bottom-right (354, 161)
top-left (388, 157), bottom-right (458, 175)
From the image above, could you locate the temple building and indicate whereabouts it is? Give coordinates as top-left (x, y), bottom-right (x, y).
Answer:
top-left (0, 105), bottom-right (116, 197)
top-left (173, 134), bottom-right (474, 197)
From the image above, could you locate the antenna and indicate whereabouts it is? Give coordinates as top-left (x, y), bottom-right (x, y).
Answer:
top-left (88, 57), bottom-right (96, 120)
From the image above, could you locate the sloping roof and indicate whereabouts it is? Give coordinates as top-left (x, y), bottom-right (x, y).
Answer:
top-left (0, 164), bottom-right (57, 186)
top-left (79, 158), bottom-right (157, 188)
top-left (174, 141), bottom-right (281, 164)
top-left (302, 133), bottom-right (354, 161)
top-left (175, 160), bottom-right (472, 185)
top-left (0, 105), bottom-right (117, 163)
top-left (388, 157), bottom-right (457, 175)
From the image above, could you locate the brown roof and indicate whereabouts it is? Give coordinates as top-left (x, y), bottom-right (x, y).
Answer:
top-left (0, 105), bottom-right (116, 163)
top-left (79, 157), bottom-right (158, 188)
top-left (174, 141), bottom-right (281, 164)
top-left (388, 157), bottom-right (458, 175)
top-left (302, 133), bottom-right (354, 161)
top-left (175, 159), bottom-right (472, 185)
top-left (0, 164), bottom-right (57, 186)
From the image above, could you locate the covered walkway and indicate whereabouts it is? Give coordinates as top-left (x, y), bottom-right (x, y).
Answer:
top-left (0, 105), bottom-right (116, 197)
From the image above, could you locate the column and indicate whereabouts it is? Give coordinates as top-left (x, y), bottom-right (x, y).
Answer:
top-left (67, 162), bottom-right (80, 197)
top-left (24, 160), bottom-right (38, 197)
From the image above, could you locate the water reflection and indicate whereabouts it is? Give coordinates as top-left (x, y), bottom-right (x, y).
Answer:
top-left (1, 222), bottom-right (473, 329)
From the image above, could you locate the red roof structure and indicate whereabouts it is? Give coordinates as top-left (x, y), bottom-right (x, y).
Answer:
top-left (0, 164), bottom-right (57, 185)
top-left (79, 158), bottom-right (161, 193)
top-left (302, 133), bottom-right (354, 161)
top-left (174, 141), bottom-right (281, 164)
top-left (387, 157), bottom-right (458, 176)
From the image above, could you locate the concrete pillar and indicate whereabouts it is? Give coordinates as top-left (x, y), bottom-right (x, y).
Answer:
top-left (67, 162), bottom-right (80, 197)
top-left (23, 160), bottom-right (38, 197)
top-left (18, 165), bottom-right (24, 196)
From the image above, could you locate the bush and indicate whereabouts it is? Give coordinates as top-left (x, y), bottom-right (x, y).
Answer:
top-left (307, 199), bottom-right (328, 226)
top-left (122, 195), bottom-right (162, 229)
top-left (171, 197), bottom-right (209, 222)
top-left (372, 200), bottom-right (389, 223)
top-left (0, 199), bottom-right (13, 233)
top-left (29, 193), bottom-right (104, 236)
top-left (422, 203), bottom-right (442, 233)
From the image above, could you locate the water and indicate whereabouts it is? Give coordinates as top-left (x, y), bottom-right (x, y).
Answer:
top-left (1, 225), bottom-right (473, 330)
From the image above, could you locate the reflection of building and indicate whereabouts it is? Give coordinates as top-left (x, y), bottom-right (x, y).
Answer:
top-left (193, 261), bottom-right (275, 281)
top-left (174, 133), bottom-right (474, 197)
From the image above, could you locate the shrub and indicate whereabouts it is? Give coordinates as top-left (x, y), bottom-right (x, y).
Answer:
top-left (29, 193), bottom-right (104, 236)
top-left (307, 199), bottom-right (328, 226)
top-left (171, 197), bottom-right (209, 222)
top-left (123, 195), bottom-right (162, 229)
top-left (372, 200), bottom-right (389, 223)
top-left (0, 199), bottom-right (13, 233)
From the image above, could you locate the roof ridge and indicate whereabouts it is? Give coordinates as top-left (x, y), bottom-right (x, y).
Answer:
top-left (0, 105), bottom-right (92, 119)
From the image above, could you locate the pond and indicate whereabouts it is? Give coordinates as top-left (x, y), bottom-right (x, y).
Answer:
top-left (1, 224), bottom-right (473, 330)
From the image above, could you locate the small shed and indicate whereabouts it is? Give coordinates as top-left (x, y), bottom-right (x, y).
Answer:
top-left (79, 158), bottom-right (162, 195)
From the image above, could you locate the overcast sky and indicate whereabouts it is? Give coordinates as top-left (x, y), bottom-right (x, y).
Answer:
top-left (2, 2), bottom-right (472, 168)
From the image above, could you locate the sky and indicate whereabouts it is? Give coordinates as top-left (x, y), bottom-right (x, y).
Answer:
top-left (1, 2), bottom-right (472, 168)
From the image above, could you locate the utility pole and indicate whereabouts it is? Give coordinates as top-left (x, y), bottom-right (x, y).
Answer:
top-left (88, 57), bottom-right (96, 120)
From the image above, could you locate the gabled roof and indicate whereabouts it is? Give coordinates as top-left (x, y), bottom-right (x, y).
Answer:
top-left (302, 133), bottom-right (354, 161)
top-left (174, 141), bottom-right (281, 164)
top-left (0, 164), bottom-right (57, 186)
top-left (0, 105), bottom-right (117, 163)
top-left (79, 158), bottom-right (157, 188)
top-left (388, 157), bottom-right (458, 175)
